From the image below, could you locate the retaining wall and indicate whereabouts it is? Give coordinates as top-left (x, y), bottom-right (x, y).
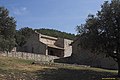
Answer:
top-left (0, 52), bottom-right (59, 62)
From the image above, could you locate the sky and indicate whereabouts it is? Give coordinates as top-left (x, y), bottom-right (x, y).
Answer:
top-left (0, 0), bottom-right (111, 34)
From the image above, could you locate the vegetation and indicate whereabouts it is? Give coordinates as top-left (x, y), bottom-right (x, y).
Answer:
top-left (15, 27), bottom-right (75, 47)
top-left (76, 0), bottom-right (120, 76)
top-left (15, 27), bottom-right (34, 47)
top-left (35, 28), bottom-right (75, 40)
top-left (0, 56), bottom-right (118, 80)
top-left (0, 7), bottom-right (16, 52)
top-left (0, 6), bottom-right (75, 50)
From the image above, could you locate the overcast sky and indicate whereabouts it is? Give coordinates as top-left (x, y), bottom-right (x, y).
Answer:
top-left (0, 0), bottom-right (111, 34)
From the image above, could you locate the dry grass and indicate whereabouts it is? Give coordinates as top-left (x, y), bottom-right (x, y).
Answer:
top-left (0, 56), bottom-right (56, 71)
top-left (0, 55), bottom-right (119, 80)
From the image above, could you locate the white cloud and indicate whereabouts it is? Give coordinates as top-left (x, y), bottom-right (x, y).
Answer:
top-left (13, 7), bottom-right (28, 15)
top-left (22, 7), bottom-right (27, 11)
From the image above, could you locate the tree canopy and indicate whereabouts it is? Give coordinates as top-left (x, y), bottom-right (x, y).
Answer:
top-left (35, 28), bottom-right (75, 40)
top-left (15, 27), bottom-right (75, 47)
top-left (0, 7), bottom-right (16, 52)
top-left (15, 27), bottom-right (34, 47)
top-left (76, 0), bottom-right (120, 76)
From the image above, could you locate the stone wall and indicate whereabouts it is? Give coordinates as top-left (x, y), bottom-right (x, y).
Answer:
top-left (0, 52), bottom-right (59, 62)
top-left (21, 33), bottom-right (47, 54)
top-left (64, 39), bottom-right (73, 57)
top-left (70, 37), bottom-right (118, 69)
top-left (55, 38), bottom-right (64, 48)
top-left (40, 36), bottom-right (57, 45)
top-left (19, 32), bottom-right (73, 57)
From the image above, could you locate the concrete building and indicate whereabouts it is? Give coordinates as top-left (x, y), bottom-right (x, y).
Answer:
top-left (70, 36), bottom-right (118, 69)
top-left (19, 31), bottom-right (73, 57)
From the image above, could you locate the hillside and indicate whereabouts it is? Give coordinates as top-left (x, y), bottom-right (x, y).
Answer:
top-left (0, 56), bottom-right (118, 80)
top-left (16, 27), bottom-right (75, 47)
top-left (35, 28), bottom-right (75, 40)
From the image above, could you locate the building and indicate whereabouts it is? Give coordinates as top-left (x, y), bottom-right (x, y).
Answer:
top-left (19, 31), bottom-right (73, 57)
top-left (70, 36), bottom-right (118, 69)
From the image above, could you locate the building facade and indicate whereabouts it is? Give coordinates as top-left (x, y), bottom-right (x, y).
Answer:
top-left (19, 31), bottom-right (73, 57)
top-left (70, 37), bottom-right (118, 69)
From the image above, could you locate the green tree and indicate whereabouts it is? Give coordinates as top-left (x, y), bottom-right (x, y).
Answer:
top-left (35, 28), bottom-right (75, 40)
top-left (76, 0), bottom-right (120, 76)
top-left (15, 27), bottom-right (34, 47)
top-left (15, 27), bottom-right (75, 47)
top-left (0, 7), bottom-right (16, 52)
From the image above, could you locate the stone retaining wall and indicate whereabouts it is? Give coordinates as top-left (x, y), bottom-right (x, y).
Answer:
top-left (0, 52), bottom-right (59, 62)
